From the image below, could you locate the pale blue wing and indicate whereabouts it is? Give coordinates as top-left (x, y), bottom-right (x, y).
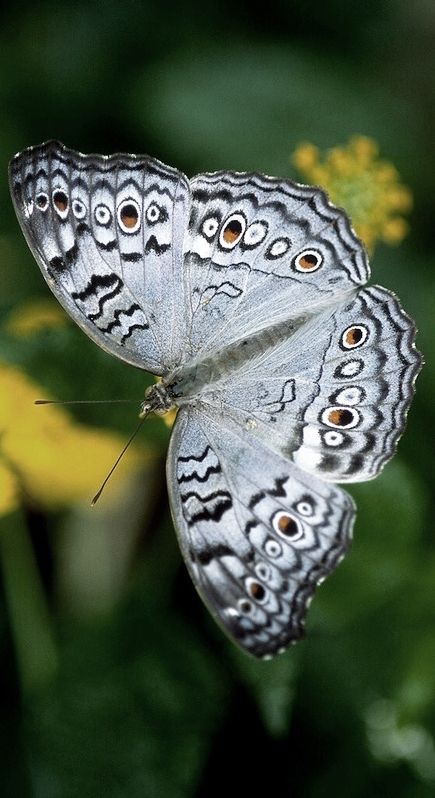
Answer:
top-left (9, 140), bottom-right (190, 374)
top-left (167, 406), bottom-right (355, 658)
top-left (181, 170), bottom-right (369, 361)
top-left (192, 285), bottom-right (421, 482)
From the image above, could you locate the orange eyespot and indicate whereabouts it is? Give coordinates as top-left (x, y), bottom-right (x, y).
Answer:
top-left (272, 511), bottom-right (303, 540)
top-left (121, 205), bottom-right (137, 228)
top-left (293, 248), bottom-right (323, 273)
top-left (321, 406), bottom-right (360, 429)
top-left (329, 409), bottom-right (349, 426)
top-left (53, 190), bottom-right (68, 213)
top-left (223, 221), bottom-right (241, 243)
top-left (249, 581), bottom-right (266, 601)
top-left (341, 324), bottom-right (369, 349)
top-left (118, 199), bottom-right (140, 233)
top-left (219, 213), bottom-right (246, 249)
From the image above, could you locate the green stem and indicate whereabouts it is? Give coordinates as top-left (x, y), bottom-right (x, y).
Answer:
top-left (0, 510), bottom-right (58, 694)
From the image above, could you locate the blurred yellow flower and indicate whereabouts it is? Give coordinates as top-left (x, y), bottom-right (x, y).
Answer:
top-left (292, 136), bottom-right (412, 253)
top-left (0, 362), bottom-right (147, 515)
top-left (0, 461), bottom-right (19, 515)
top-left (5, 298), bottom-right (67, 336)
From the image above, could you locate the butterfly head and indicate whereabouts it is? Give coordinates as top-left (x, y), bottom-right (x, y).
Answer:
top-left (140, 381), bottom-right (176, 418)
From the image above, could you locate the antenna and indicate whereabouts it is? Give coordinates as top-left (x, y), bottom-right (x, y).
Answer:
top-left (35, 396), bottom-right (153, 504)
top-left (91, 415), bottom-right (148, 506)
top-left (35, 399), bottom-right (140, 406)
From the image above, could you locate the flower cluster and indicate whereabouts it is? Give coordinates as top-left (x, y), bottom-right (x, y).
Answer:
top-left (292, 136), bottom-right (412, 253)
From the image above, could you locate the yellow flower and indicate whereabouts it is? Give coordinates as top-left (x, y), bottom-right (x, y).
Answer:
top-left (291, 136), bottom-right (412, 253)
top-left (0, 362), bottom-right (148, 515)
top-left (5, 298), bottom-right (67, 336)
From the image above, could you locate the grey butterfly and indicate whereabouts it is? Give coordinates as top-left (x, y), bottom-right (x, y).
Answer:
top-left (9, 141), bottom-right (421, 659)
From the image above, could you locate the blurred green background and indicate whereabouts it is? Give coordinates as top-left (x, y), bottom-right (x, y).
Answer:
top-left (1, 1), bottom-right (434, 795)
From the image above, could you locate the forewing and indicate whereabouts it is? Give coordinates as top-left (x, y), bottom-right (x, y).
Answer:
top-left (167, 406), bottom-right (355, 659)
top-left (199, 285), bottom-right (421, 482)
top-left (9, 141), bottom-right (190, 374)
top-left (183, 171), bottom-right (369, 359)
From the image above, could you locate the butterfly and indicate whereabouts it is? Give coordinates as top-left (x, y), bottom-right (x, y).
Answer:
top-left (9, 141), bottom-right (421, 659)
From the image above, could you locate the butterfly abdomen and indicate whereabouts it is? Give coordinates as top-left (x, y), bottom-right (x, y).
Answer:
top-left (166, 318), bottom-right (301, 402)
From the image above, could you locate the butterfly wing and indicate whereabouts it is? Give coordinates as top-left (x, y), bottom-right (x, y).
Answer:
top-left (196, 285), bottom-right (421, 482)
top-left (9, 141), bottom-right (190, 374)
top-left (182, 170), bottom-right (369, 360)
top-left (167, 405), bottom-right (355, 658)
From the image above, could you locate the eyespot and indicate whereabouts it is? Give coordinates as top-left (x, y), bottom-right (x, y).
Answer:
top-left (219, 213), bottom-right (246, 249)
top-left (36, 192), bottom-right (48, 210)
top-left (334, 359), bottom-right (364, 378)
top-left (292, 248), bottom-right (323, 273)
top-left (118, 199), bottom-right (140, 233)
top-left (245, 577), bottom-right (268, 604)
top-left (294, 499), bottom-right (315, 517)
top-left (341, 324), bottom-right (369, 349)
top-left (94, 203), bottom-right (112, 226)
top-left (264, 538), bottom-right (282, 558)
top-left (146, 202), bottom-right (165, 224)
top-left (255, 561), bottom-right (271, 582)
top-left (266, 237), bottom-right (291, 259)
top-left (322, 430), bottom-right (346, 447)
top-left (52, 190), bottom-right (68, 218)
top-left (272, 511), bottom-right (304, 541)
top-left (321, 406), bottom-right (360, 429)
top-left (238, 598), bottom-right (253, 614)
top-left (201, 215), bottom-right (220, 240)
top-left (242, 220), bottom-right (268, 249)
top-left (72, 199), bottom-right (87, 219)
top-left (330, 386), bottom-right (365, 406)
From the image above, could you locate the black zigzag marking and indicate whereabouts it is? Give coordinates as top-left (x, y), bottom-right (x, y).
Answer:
top-left (48, 243), bottom-right (78, 274)
top-left (177, 463), bottom-right (222, 484)
top-left (121, 252), bottom-right (142, 263)
top-left (96, 239), bottom-right (118, 252)
top-left (49, 256), bottom-right (66, 274)
top-left (120, 323), bottom-right (149, 343)
top-left (180, 489), bottom-right (233, 525)
top-left (144, 235), bottom-right (170, 255)
top-left (98, 303), bottom-right (143, 335)
top-left (248, 476), bottom-right (288, 510)
top-left (178, 446), bottom-right (212, 464)
top-left (71, 274), bottom-right (123, 322)
top-left (64, 242), bottom-right (79, 264)
top-left (76, 222), bottom-right (91, 236)
top-left (190, 544), bottom-right (234, 566)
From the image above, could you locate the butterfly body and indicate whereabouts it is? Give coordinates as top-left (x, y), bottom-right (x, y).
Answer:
top-left (9, 141), bottom-right (421, 658)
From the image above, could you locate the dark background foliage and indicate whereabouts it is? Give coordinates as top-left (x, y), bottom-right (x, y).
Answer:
top-left (1, 1), bottom-right (434, 796)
